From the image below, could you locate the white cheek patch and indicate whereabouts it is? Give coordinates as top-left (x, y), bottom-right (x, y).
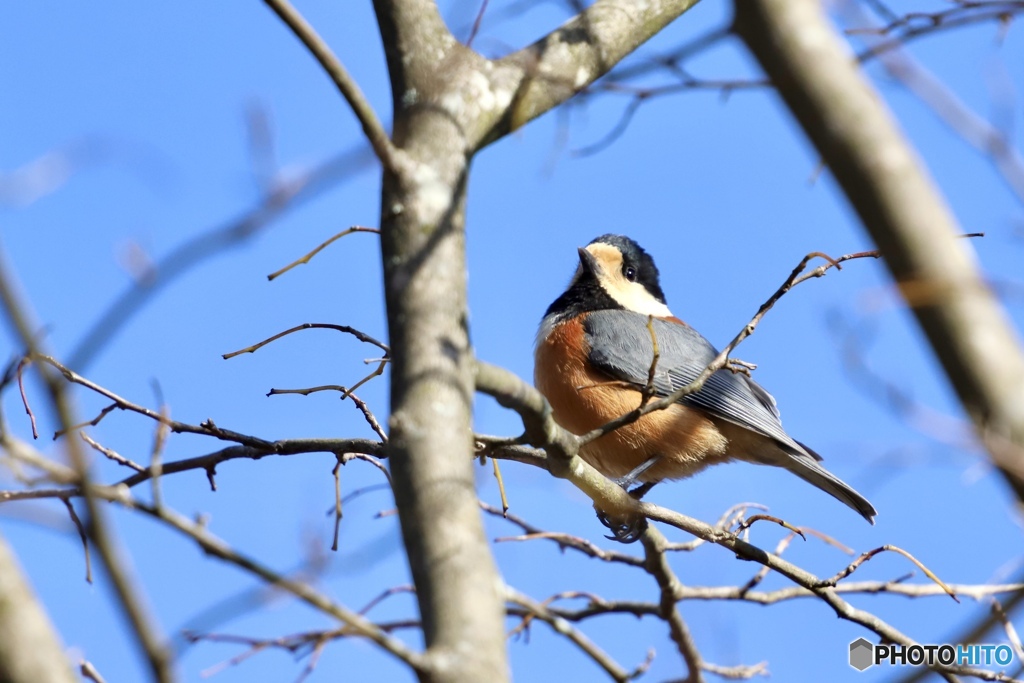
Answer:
top-left (585, 243), bottom-right (673, 317)
top-left (601, 278), bottom-right (673, 317)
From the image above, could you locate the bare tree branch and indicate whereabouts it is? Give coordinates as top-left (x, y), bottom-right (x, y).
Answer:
top-left (0, 257), bottom-right (175, 683)
top-left (0, 438), bottom-right (385, 503)
top-left (90, 484), bottom-right (427, 673)
top-left (267, 226), bottom-right (380, 281)
top-left (262, 0), bottom-right (399, 170)
top-left (482, 501), bottom-right (645, 567)
top-left (733, 0), bottom-right (1024, 502)
top-left (841, 0), bottom-right (1024, 206)
top-left (504, 585), bottom-right (642, 682)
top-left (490, 0), bottom-right (704, 141)
top-left (640, 503), bottom-right (1009, 681)
top-left (641, 526), bottom-right (705, 682)
top-left (853, 2), bottom-right (1024, 63)
top-left (898, 578), bottom-right (1024, 683)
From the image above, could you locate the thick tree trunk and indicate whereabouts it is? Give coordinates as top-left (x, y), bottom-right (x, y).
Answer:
top-left (375, 3), bottom-right (508, 681)
top-left (369, 0), bottom-right (710, 678)
top-left (379, 163), bottom-right (509, 682)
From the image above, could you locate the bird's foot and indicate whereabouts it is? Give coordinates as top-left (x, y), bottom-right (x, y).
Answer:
top-left (611, 456), bottom-right (660, 491)
top-left (597, 510), bottom-right (648, 543)
top-left (597, 458), bottom-right (660, 543)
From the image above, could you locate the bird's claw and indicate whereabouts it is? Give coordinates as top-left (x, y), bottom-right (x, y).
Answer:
top-left (597, 509), bottom-right (648, 543)
top-left (595, 478), bottom-right (656, 544)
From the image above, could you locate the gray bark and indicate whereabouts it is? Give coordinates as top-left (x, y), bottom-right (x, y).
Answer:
top-left (371, 0), bottom-right (706, 679)
top-left (374, 2), bottom-right (508, 680)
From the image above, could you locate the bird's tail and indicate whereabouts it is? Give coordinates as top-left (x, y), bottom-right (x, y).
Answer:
top-left (783, 449), bottom-right (877, 524)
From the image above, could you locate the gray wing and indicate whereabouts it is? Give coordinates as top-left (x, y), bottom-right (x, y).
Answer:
top-left (583, 309), bottom-right (812, 457)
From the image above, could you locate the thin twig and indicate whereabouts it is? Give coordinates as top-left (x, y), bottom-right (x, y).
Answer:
top-left (490, 457), bottom-right (510, 515)
top-left (638, 502), bottom-right (1000, 679)
top-left (262, 0), bottom-right (399, 170)
top-left (665, 503), bottom-right (769, 552)
top-left (344, 392), bottom-right (387, 441)
top-left (359, 585), bottom-right (416, 616)
top-left (268, 385), bottom-right (389, 440)
top-left (699, 661), bottom-right (769, 680)
top-left (62, 497), bottom-right (92, 584)
top-left (465, 0), bottom-right (491, 46)
top-left (150, 391), bottom-right (169, 510)
top-left (55, 403), bottom-right (118, 438)
top-left (16, 357), bottom-right (37, 439)
top-left (80, 660), bottom-right (108, 683)
top-left (736, 514), bottom-right (806, 542)
top-left (481, 501), bottom-right (643, 567)
top-left (80, 432), bottom-right (145, 472)
top-left (854, 3), bottom-right (1024, 64)
top-left (186, 619), bottom-right (421, 678)
top-left (107, 485), bottom-right (427, 672)
top-left (340, 452), bottom-right (393, 487)
top-left (640, 315), bottom-right (660, 407)
top-left (331, 457), bottom-right (343, 551)
top-left (267, 226), bottom-right (379, 281)
top-left (506, 581), bottom-right (1024, 624)
top-left (33, 354), bottom-right (275, 450)
top-left (822, 545), bottom-right (960, 603)
top-left (0, 438), bottom-right (386, 503)
top-left (224, 323), bottom-right (389, 359)
top-left (504, 585), bottom-right (637, 682)
top-left (991, 598), bottom-right (1024, 662)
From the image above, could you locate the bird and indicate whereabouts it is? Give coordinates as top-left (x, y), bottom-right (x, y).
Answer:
top-left (534, 234), bottom-right (876, 539)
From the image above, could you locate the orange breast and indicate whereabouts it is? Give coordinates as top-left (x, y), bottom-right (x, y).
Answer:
top-left (534, 316), bottom-right (731, 481)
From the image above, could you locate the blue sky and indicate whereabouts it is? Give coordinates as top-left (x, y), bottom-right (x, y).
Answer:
top-left (2, 1), bottom-right (1023, 681)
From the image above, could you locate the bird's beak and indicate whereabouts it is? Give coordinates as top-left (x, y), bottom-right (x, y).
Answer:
top-left (577, 247), bottom-right (600, 276)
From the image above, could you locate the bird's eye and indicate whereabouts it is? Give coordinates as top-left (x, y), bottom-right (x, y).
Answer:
top-left (624, 266), bottom-right (637, 282)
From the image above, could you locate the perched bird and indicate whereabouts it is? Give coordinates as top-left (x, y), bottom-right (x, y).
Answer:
top-left (534, 234), bottom-right (876, 536)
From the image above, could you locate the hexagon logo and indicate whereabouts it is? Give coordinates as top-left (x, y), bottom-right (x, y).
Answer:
top-left (849, 638), bottom-right (874, 671)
